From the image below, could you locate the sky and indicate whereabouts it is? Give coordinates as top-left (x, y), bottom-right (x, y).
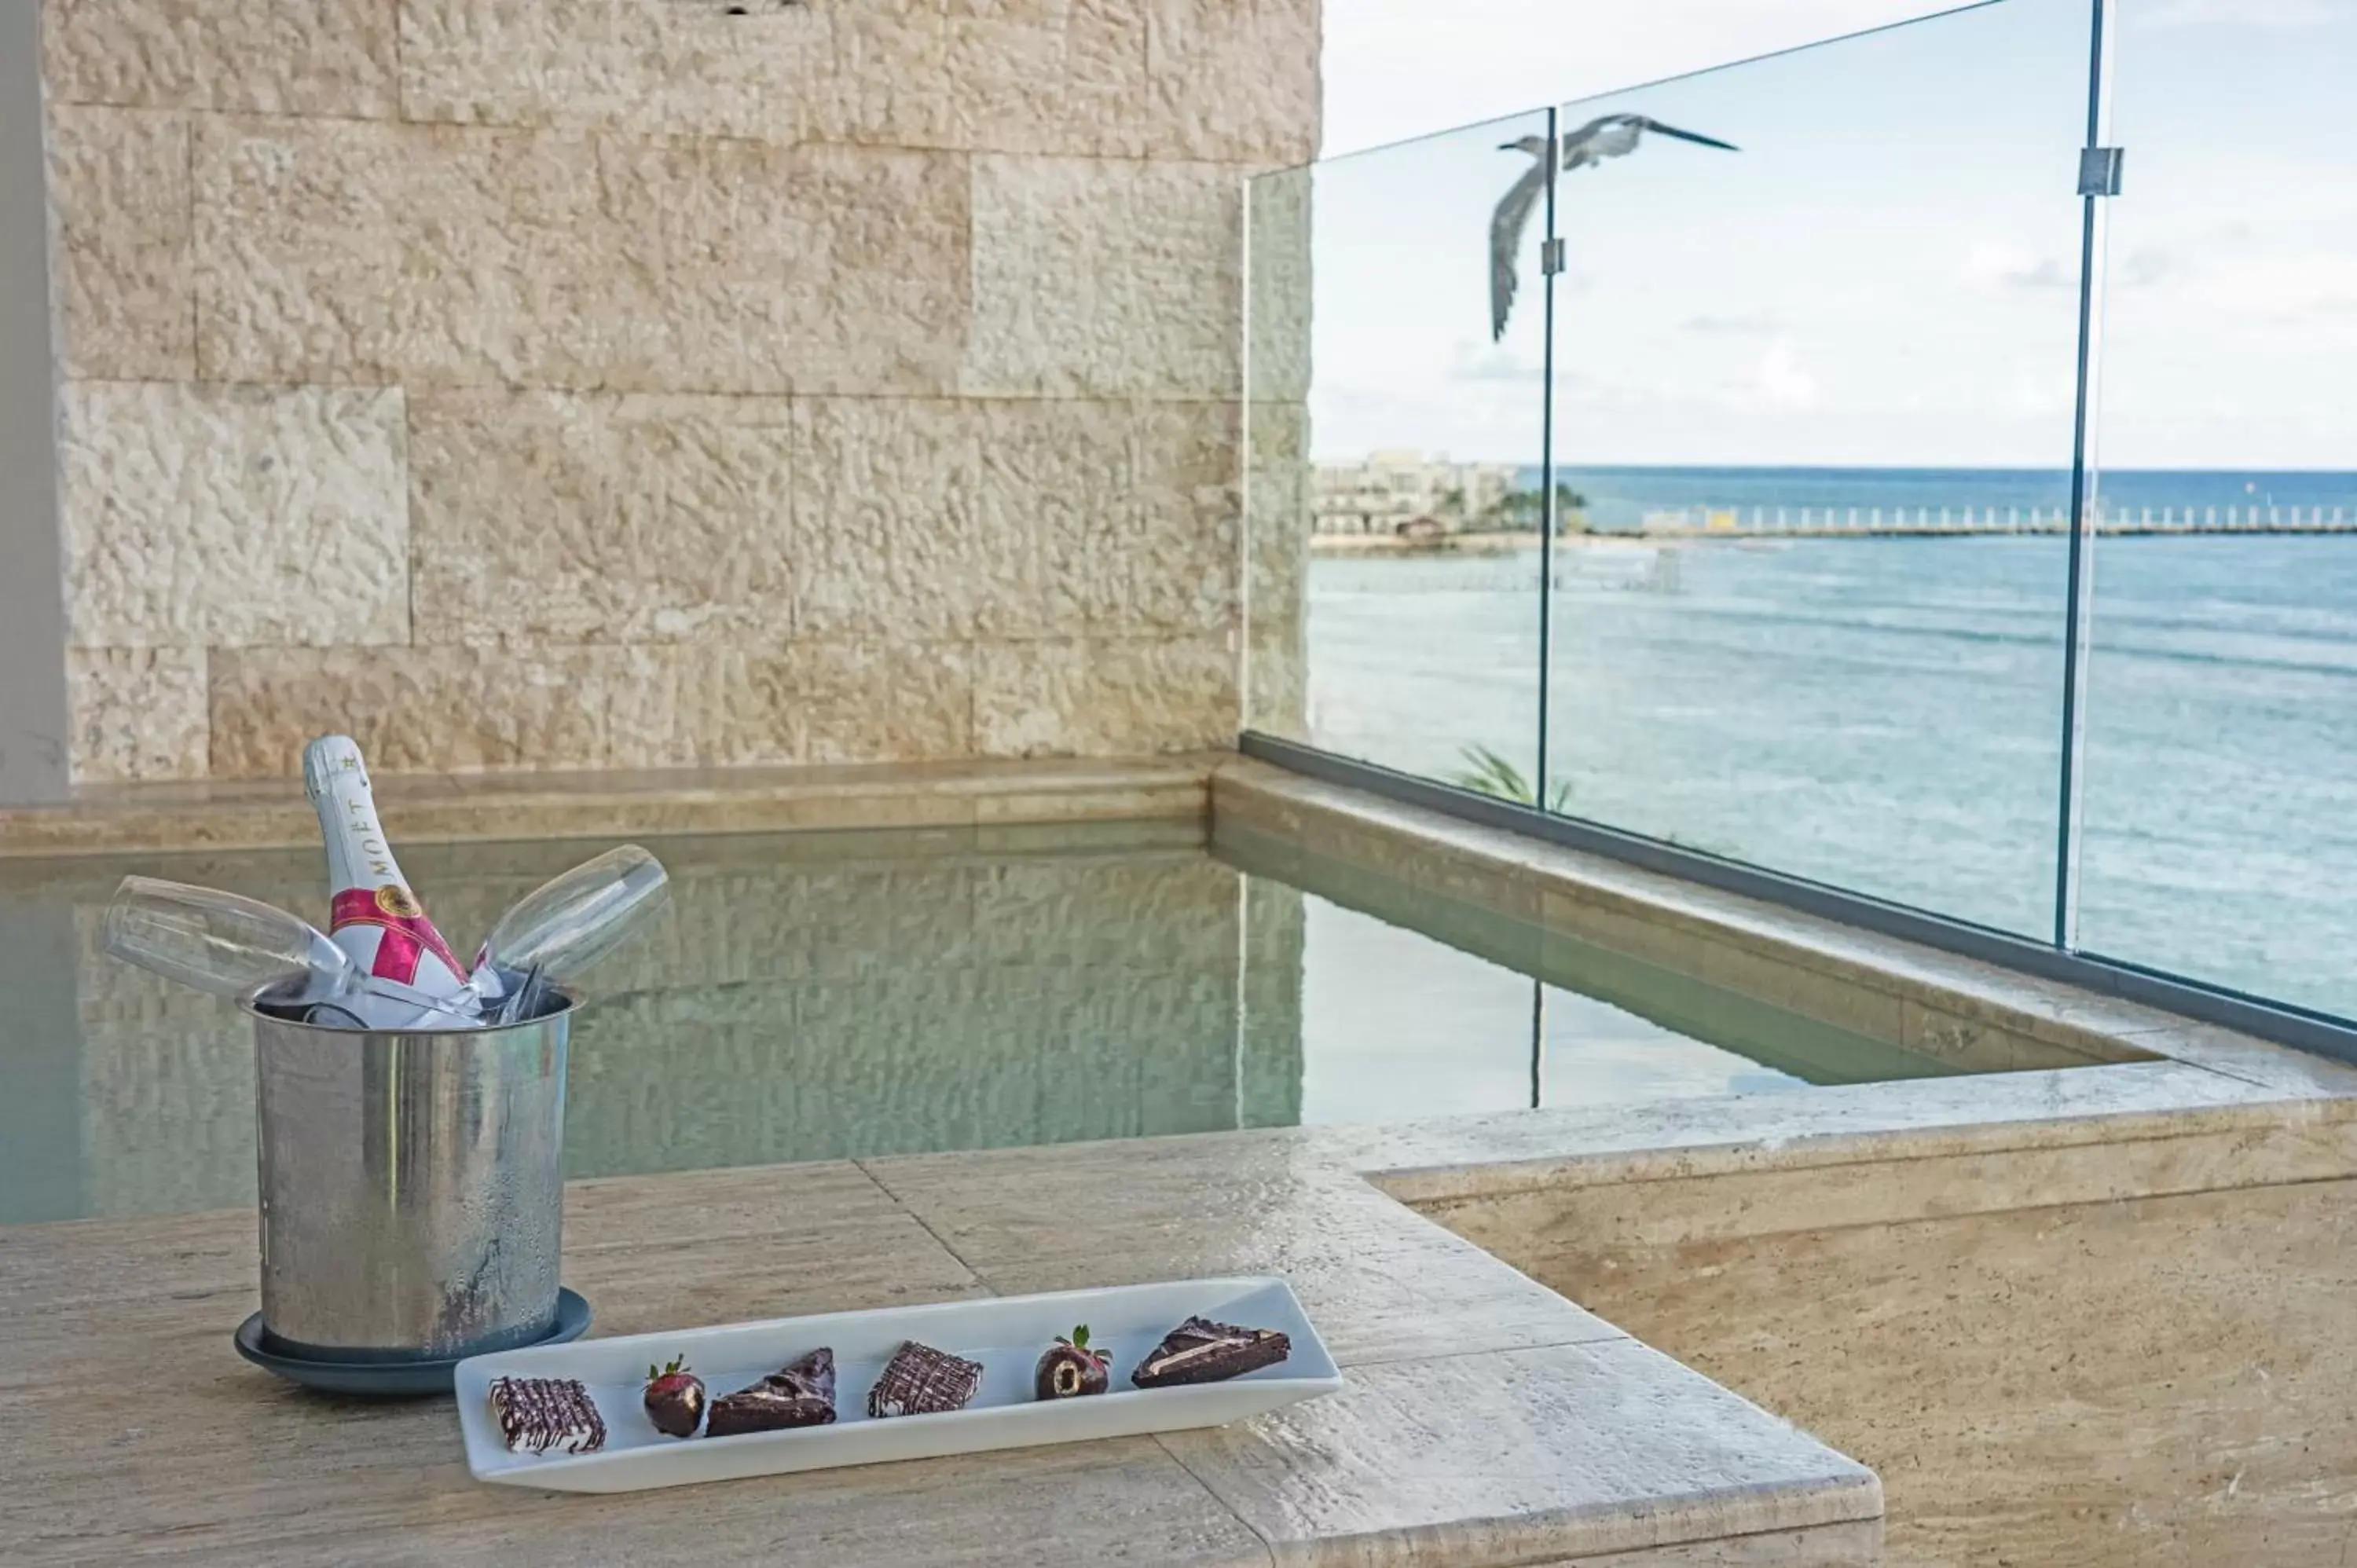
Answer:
top-left (1296, 0), bottom-right (2357, 471)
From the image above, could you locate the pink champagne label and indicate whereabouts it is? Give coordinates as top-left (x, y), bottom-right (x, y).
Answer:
top-left (330, 885), bottom-right (467, 986)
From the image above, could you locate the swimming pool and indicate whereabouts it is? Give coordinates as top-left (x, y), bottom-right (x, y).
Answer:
top-left (0, 818), bottom-right (1968, 1225)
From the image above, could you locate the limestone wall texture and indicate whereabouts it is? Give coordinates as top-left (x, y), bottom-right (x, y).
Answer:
top-left (39, 0), bottom-right (1319, 782)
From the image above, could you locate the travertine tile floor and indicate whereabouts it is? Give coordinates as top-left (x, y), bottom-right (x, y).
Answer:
top-left (0, 1139), bottom-right (1881, 1566)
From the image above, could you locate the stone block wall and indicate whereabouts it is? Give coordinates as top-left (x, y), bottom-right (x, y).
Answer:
top-left (39, 0), bottom-right (1318, 782)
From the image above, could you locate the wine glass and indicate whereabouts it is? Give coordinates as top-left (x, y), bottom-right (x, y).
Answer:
top-left (469, 845), bottom-right (672, 1023)
top-left (102, 876), bottom-right (481, 1028)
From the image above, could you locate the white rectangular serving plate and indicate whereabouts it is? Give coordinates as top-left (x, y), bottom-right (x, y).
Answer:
top-left (455, 1276), bottom-right (1340, 1493)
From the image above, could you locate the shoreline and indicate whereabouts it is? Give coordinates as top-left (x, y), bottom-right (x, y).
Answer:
top-left (1310, 532), bottom-right (1604, 557)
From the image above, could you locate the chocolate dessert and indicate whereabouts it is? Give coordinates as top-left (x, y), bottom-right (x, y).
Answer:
top-left (706, 1348), bottom-right (838, 1437)
top-left (1034, 1324), bottom-right (1110, 1401)
top-left (643, 1355), bottom-right (707, 1439)
top-left (867, 1340), bottom-right (983, 1418)
top-left (1130, 1316), bottom-right (1291, 1388)
top-left (489, 1376), bottom-right (607, 1455)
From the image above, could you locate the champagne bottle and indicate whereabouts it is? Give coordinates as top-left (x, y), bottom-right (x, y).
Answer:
top-left (300, 735), bottom-right (482, 1030)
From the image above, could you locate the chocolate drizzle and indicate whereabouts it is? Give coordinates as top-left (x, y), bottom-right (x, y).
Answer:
top-left (867, 1340), bottom-right (983, 1418)
top-left (489, 1376), bottom-right (607, 1455)
top-left (706, 1347), bottom-right (838, 1437)
top-left (1130, 1316), bottom-right (1291, 1388)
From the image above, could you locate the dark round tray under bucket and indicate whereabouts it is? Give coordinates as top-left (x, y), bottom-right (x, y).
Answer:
top-left (233, 1288), bottom-right (594, 1396)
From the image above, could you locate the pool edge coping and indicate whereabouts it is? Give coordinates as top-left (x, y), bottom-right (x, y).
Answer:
top-left (0, 752), bottom-right (1224, 857)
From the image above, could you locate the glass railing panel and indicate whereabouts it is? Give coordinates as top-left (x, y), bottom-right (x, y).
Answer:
top-left (1242, 107), bottom-right (1556, 791)
top-left (1537, 0), bottom-right (2095, 935)
top-left (2076, 1), bottom-right (2357, 1017)
top-left (1243, 160), bottom-right (1314, 740)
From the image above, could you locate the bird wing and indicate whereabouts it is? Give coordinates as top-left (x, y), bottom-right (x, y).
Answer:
top-left (1488, 154), bottom-right (1549, 343)
top-left (1558, 114), bottom-right (1622, 171)
top-left (1565, 115), bottom-right (1640, 168)
top-left (1634, 117), bottom-right (1739, 152)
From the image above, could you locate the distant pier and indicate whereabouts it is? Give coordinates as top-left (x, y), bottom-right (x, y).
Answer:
top-left (1305, 500), bottom-right (2357, 555)
top-left (1629, 501), bottom-right (2357, 538)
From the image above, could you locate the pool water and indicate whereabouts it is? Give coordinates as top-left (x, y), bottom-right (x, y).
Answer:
top-left (0, 819), bottom-right (1965, 1225)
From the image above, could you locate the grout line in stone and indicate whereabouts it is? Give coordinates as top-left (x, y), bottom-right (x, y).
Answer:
top-left (1150, 1431), bottom-right (1282, 1568)
top-left (155, 102), bottom-right (405, 133)
top-left (1326, 1326), bottom-right (1636, 1375)
top-left (2137, 1046), bottom-right (2311, 1094)
top-left (851, 1157), bottom-right (1006, 1297)
top-left (108, 373), bottom-right (1242, 409)
top-left (361, 108), bottom-right (1272, 174)
top-left (184, 111), bottom-right (199, 382)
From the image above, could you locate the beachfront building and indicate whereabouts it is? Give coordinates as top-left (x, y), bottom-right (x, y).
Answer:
top-left (1312, 451), bottom-right (1519, 535)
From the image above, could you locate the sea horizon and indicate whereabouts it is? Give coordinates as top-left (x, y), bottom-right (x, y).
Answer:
top-left (1464, 463), bottom-right (2357, 531)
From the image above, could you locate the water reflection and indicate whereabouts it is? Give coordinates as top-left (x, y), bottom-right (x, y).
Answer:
top-left (0, 815), bottom-right (1960, 1226)
top-left (0, 822), bottom-right (1289, 1223)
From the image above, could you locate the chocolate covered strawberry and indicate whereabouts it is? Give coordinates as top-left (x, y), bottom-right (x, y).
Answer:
top-left (643, 1354), bottom-right (706, 1438)
top-left (1034, 1324), bottom-right (1110, 1401)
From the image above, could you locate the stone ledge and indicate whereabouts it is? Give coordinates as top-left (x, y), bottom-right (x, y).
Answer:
top-left (1343, 1061), bottom-right (2318, 1207)
top-left (0, 753), bottom-right (1219, 857)
top-left (1419, 1101), bottom-right (2357, 1257)
top-left (1211, 757), bottom-right (2357, 1100)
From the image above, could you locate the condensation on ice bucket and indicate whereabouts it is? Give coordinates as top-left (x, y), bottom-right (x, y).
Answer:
top-left (242, 984), bottom-right (577, 1363)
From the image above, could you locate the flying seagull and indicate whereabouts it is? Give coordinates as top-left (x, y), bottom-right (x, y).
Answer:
top-left (1490, 113), bottom-right (1739, 342)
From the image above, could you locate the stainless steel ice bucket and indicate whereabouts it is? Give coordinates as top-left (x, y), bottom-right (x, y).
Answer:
top-left (243, 993), bottom-right (575, 1361)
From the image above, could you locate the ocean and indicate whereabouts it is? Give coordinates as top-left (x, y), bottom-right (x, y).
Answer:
top-left (1300, 510), bottom-right (2357, 1021)
top-left (1520, 466), bottom-right (2357, 531)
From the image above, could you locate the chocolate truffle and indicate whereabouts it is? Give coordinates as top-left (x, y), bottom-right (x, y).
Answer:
top-left (867, 1340), bottom-right (983, 1418)
top-left (706, 1348), bottom-right (838, 1437)
top-left (1130, 1316), bottom-right (1291, 1388)
top-left (1034, 1324), bottom-right (1110, 1401)
top-left (489, 1376), bottom-right (607, 1455)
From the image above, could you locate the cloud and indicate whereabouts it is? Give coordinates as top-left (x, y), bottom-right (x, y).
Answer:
top-left (1755, 339), bottom-right (1819, 408)
top-left (1681, 313), bottom-right (1777, 335)
top-left (1971, 247), bottom-right (2176, 293)
top-left (2114, 248), bottom-right (2172, 288)
top-left (1321, 0), bottom-right (1946, 156)
top-left (2178, 252), bottom-right (2357, 330)
top-left (1963, 244), bottom-right (2076, 292)
top-left (2002, 368), bottom-right (2076, 420)
top-left (2146, 0), bottom-right (2337, 28)
top-left (1450, 341), bottom-right (1547, 383)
